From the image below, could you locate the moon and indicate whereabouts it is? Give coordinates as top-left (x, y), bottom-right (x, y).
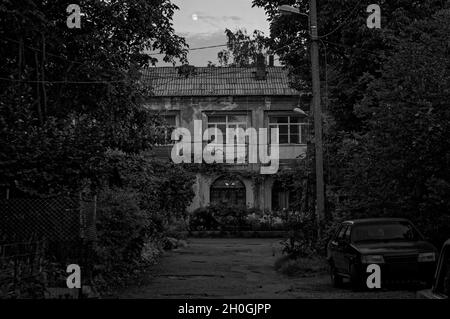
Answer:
top-left (191, 13), bottom-right (198, 21)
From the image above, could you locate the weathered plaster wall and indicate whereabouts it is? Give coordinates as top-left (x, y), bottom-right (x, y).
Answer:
top-left (145, 95), bottom-right (307, 212)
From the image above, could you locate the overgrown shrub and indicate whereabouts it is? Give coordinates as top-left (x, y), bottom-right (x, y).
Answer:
top-left (281, 212), bottom-right (319, 258)
top-left (189, 205), bottom-right (285, 231)
top-left (189, 207), bottom-right (221, 231)
top-left (95, 189), bottom-right (152, 269)
top-left (91, 150), bottom-right (196, 292)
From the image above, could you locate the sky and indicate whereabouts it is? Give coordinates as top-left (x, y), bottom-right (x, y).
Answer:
top-left (155, 0), bottom-right (270, 66)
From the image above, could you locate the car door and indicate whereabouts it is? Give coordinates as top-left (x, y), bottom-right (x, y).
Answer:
top-left (328, 224), bottom-right (342, 262)
top-left (341, 225), bottom-right (354, 274)
top-left (433, 245), bottom-right (450, 298)
top-left (334, 225), bottom-right (349, 272)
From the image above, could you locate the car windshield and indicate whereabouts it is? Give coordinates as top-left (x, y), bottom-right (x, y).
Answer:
top-left (351, 222), bottom-right (422, 243)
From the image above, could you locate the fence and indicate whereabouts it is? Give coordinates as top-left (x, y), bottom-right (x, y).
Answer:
top-left (0, 194), bottom-right (97, 298)
top-left (0, 240), bottom-right (46, 298)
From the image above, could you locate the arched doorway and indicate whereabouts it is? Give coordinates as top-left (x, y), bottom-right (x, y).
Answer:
top-left (210, 176), bottom-right (246, 207)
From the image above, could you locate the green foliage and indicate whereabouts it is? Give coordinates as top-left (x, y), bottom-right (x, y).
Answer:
top-left (254, 1), bottom-right (450, 248)
top-left (326, 9), bottom-right (450, 247)
top-left (217, 28), bottom-right (269, 67)
top-left (92, 187), bottom-right (163, 292)
top-left (91, 150), bottom-right (196, 291)
top-left (189, 204), bottom-right (286, 231)
top-left (103, 149), bottom-right (195, 219)
top-left (95, 188), bottom-right (151, 269)
top-left (282, 212), bottom-right (318, 258)
top-left (190, 205), bottom-right (254, 231)
top-left (0, 0), bottom-right (187, 196)
top-left (253, 0), bottom-right (446, 131)
top-left (189, 206), bottom-right (221, 231)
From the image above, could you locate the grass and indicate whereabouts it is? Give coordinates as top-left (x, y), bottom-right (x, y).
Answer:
top-left (274, 255), bottom-right (328, 277)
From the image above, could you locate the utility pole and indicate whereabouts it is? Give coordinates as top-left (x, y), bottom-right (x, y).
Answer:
top-left (309, 0), bottom-right (325, 241)
top-left (278, 1), bottom-right (325, 240)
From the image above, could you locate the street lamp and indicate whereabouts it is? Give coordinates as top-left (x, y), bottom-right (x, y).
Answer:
top-left (293, 107), bottom-right (308, 116)
top-left (278, 5), bottom-right (309, 18)
top-left (278, 2), bottom-right (325, 241)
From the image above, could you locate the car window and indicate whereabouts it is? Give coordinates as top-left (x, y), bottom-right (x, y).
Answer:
top-left (332, 225), bottom-right (343, 240)
top-left (337, 225), bottom-right (348, 241)
top-left (351, 221), bottom-right (421, 243)
top-left (344, 226), bottom-right (352, 242)
top-left (436, 247), bottom-right (450, 297)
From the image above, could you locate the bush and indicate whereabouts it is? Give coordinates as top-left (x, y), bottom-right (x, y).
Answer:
top-left (93, 188), bottom-right (159, 290)
top-left (282, 212), bottom-right (318, 258)
top-left (90, 151), bottom-right (196, 293)
top-left (189, 207), bottom-right (221, 231)
top-left (189, 205), bottom-right (285, 231)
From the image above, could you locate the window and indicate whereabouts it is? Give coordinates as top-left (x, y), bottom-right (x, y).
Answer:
top-left (337, 225), bottom-right (348, 241)
top-left (344, 226), bottom-right (352, 242)
top-left (210, 177), bottom-right (246, 207)
top-left (333, 225), bottom-right (344, 240)
top-left (207, 114), bottom-right (248, 138)
top-left (269, 115), bottom-right (309, 144)
top-left (207, 114), bottom-right (249, 162)
top-left (351, 222), bottom-right (422, 243)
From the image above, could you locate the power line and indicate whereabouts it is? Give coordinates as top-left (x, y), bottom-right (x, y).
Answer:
top-left (149, 38), bottom-right (279, 56)
top-left (148, 44), bottom-right (229, 56)
top-left (190, 44), bottom-right (228, 51)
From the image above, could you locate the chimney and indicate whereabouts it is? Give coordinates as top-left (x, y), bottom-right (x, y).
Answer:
top-left (268, 55), bottom-right (274, 67)
top-left (255, 54), bottom-right (267, 80)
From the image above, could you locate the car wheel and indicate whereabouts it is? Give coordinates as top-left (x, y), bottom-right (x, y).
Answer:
top-left (350, 264), bottom-right (364, 291)
top-left (330, 262), bottom-right (343, 288)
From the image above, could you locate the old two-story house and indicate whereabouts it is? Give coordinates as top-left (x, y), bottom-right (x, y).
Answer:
top-left (142, 57), bottom-right (309, 213)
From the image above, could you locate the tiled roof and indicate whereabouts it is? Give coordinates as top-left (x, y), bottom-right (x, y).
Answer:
top-left (142, 66), bottom-right (299, 97)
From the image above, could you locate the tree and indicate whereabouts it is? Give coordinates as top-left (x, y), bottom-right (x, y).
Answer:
top-left (253, 0), bottom-right (449, 246)
top-left (332, 9), bottom-right (450, 246)
top-left (217, 28), bottom-right (268, 67)
top-left (0, 0), bottom-right (187, 195)
top-left (252, 0), bottom-right (446, 131)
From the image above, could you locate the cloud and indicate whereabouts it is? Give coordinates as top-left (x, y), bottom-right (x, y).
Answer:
top-left (191, 13), bottom-right (243, 30)
top-left (186, 30), bottom-right (226, 47)
top-left (206, 15), bottom-right (242, 22)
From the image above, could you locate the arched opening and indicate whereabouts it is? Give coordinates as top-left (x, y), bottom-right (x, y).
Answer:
top-left (210, 177), bottom-right (246, 207)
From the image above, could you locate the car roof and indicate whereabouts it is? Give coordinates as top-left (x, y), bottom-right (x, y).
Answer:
top-left (341, 217), bottom-right (411, 225)
top-left (444, 239), bottom-right (450, 247)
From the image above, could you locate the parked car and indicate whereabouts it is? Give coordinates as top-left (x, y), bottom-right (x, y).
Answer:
top-left (417, 239), bottom-right (450, 299)
top-left (327, 218), bottom-right (437, 289)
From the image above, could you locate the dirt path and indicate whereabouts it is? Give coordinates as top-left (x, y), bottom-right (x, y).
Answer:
top-left (117, 238), bottom-right (415, 299)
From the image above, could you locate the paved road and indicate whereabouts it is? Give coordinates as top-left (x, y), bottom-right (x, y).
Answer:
top-left (117, 238), bottom-right (415, 299)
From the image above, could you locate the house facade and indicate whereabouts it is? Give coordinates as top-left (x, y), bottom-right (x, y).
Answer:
top-left (142, 58), bottom-right (309, 212)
